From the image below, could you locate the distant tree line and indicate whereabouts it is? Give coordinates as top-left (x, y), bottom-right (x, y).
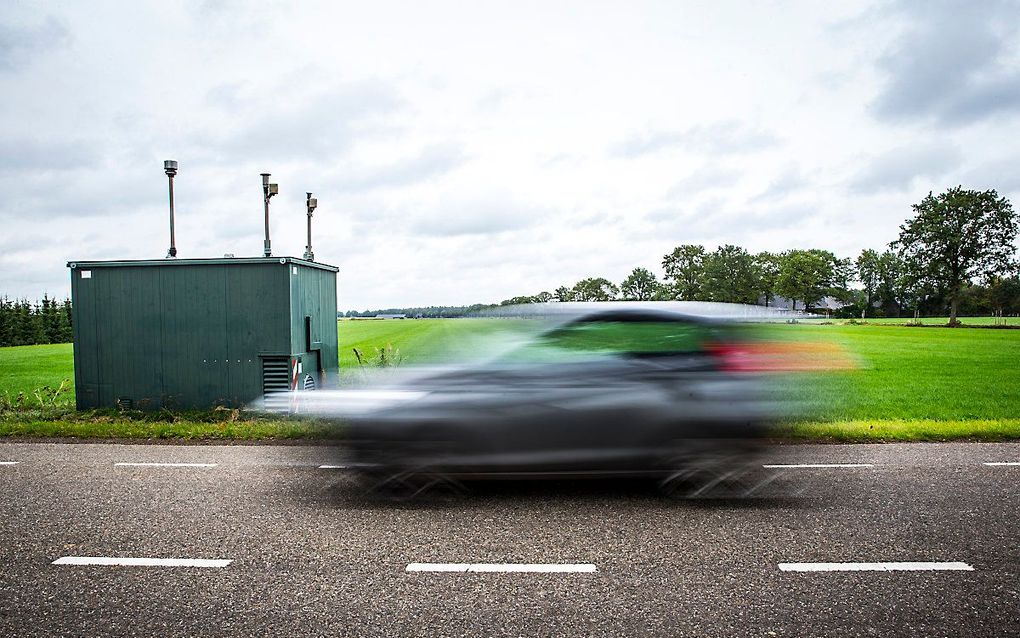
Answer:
top-left (507, 247), bottom-right (855, 311)
top-left (0, 296), bottom-right (73, 347)
top-left (498, 187), bottom-right (1020, 323)
top-left (340, 304), bottom-right (498, 319)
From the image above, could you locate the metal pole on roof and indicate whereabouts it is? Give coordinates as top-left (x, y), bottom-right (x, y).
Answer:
top-left (303, 192), bottom-right (317, 261)
top-left (164, 160), bottom-right (178, 258)
top-left (261, 173), bottom-right (278, 257)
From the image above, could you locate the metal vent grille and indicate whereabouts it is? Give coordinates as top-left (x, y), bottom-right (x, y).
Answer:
top-left (262, 356), bottom-right (291, 412)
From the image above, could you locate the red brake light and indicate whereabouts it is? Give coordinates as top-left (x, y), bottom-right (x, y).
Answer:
top-left (707, 342), bottom-right (855, 373)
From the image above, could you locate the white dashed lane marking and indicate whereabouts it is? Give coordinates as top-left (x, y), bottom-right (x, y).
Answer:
top-left (779, 561), bottom-right (973, 572)
top-left (762, 463), bottom-right (874, 468)
top-left (53, 556), bottom-right (232, 568)
top-left (318, 465), bottom-right (349, 469)
top-left (406, 563), bottom-right (597, 573)
top-left (114, 462), bottom-right (218, 468)
top-left (984, 462), bottom-right (1020, 466)
top-left (0, 461), bottom-right (19, 465)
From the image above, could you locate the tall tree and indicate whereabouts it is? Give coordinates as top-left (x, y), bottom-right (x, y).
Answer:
top-left (40, 295), bottom-right (64, 343)
top-left (699, 244), bottom-right (758, 303)
top-left (500, 295), bottom-right (538, 306)
top-left (570, 277), bottom-right (619, 301)
top-left (1, 298), bottom-right (11, 343)
top-left (14, 300), bottom-right (43, 345)
top-left (0, 297), bottom-right (12, 347)
top-left (895, 270), bottom-right (932, 322)
top-left (775, 249), bottom-right (845, 311)
top-left (855, 249), bottom-right (881, 317)
top-left (753, 251), bottom-right (781, 307)
top-left (986, 275), bottom-right (1020, 319)
top-left (875, 250), bottom-right (905, 316)
top-left (893, 187), bottom-right (1018, 324)
top-left (661, 245), bottom-right (706, 300)
top-left (831, 257), bottom-right (854, 303)
top-left (554, 285), bottom-right (574, 302)
top-left (620, 267), bottom-right (661, 301)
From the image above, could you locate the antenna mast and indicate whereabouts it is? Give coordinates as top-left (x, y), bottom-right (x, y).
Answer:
top-left (164, 160), bottom-right (178, 258)
top-left (303, 192), bottom-right (317, 261)
top-left (261, 172), bottom-right (278, 257)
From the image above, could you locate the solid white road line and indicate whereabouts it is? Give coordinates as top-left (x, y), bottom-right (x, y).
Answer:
top-left (0, 461), bottom-right (18, 465)
top-left (984, 462), bottom-right (1020, 466)
top-left (318, 464), bottom-right (349, 469)
top-left (406, 563), bottom-right (597, 573)
top-left (53, 556), bottom-right (232, 568)
top-left (114, 462), bottom-right (217, 468)
top-left (779, 561), bottom-right (973, 572)
top-left (763, 463), bottom-right (874, 468)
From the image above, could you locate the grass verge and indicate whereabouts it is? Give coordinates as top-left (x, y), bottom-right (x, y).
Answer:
top-left (778, 419), bottom-right (1020, 442)
top-left (0, 409), bottom-right (339, 441)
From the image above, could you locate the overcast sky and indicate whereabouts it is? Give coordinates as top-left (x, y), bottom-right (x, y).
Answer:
top-left (2, 0), bottom-right (1019, 309)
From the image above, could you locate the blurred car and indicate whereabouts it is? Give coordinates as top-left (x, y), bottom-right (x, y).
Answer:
top-left (321, 307), bottom-right (780, 492)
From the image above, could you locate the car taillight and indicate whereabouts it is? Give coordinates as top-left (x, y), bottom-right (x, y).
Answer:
top-left (707, 343), bottom-right (766, 372)
top-left (706, 341), bottom-right (855, 373)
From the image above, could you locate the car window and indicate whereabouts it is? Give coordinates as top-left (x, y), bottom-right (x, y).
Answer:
top-left (499, 320), bottom-right (714, 363)
top-left (542, 321), bottom-right (711, 354)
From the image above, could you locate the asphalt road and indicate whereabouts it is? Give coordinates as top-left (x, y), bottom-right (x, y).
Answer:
top-left (1, 441), bottom-right (1018, 637)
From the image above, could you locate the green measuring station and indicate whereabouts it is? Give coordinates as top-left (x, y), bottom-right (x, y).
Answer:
top-left (67, 257), bottom-right (339, 410)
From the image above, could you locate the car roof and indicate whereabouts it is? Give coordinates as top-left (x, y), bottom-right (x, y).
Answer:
top-left (481, 301), bottom-right (810, 322)
top-left (567, 307), bottom-right (716, 326)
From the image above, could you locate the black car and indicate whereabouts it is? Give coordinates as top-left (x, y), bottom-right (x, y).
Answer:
top-left (305, 307), bottom-right (782, 495)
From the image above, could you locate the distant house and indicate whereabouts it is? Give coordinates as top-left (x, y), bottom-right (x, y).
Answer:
top-left (766, 295), bottom-right (846, 313)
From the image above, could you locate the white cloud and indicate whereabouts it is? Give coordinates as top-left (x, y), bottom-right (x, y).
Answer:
top-left (871, 0), bottom-right (1020, 126)
top-left (849, 142), bottom-right (962, 193)
top-left (611, 121), bottom-right (778, 158)
top-left (0, 15), bottom-right (70, 71)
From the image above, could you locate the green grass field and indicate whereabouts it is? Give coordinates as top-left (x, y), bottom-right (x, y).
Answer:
top-left (339, 318), bottom-right (527, 367)
top-left (0, 343), bottom-right (75, 405)
top-left (2, 318), bottom-right (1019, 440)
top-left (763, 322), bottom-right (1020, 421)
